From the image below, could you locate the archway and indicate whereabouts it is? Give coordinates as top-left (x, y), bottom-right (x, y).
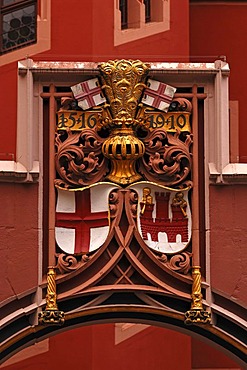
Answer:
top-left (1, 305), bottom-right (246, 367)
top-left (1, 318), bottom-right (246, 369)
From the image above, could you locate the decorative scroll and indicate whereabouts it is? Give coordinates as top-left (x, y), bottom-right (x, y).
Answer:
top-left (169, 97), bottom-right (192, 113)
top-left (129, 189), bottom-right (138, 218)
top-left (109, 188), bottom-right (120, 219)
top-left (139, 129), bottom-right (193, 187)
top-left (158, 252), bottom-right (192, 275)
top-left (56, 253), bottom-right (90, 274)
top-left (55, 129), bottom-right (107, 188)
top-left (55, 64), bottom-right (192, 189)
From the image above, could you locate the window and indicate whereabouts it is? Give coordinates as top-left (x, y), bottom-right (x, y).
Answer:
top-left (119, 0), bottom-right (127, 29)
top-left (0, 0), bottom-right (37, 54)
top-left (119, 0), bottom-right (160, 29)
top-left (114, 0), bottom-right (170, 46)
top-left (144, 0), bottom-right (151, 23)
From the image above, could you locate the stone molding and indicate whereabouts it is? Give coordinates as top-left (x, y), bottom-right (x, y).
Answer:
top-left (0, 160), bottom-right (39, 182)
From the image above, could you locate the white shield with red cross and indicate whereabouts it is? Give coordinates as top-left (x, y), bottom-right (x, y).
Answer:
top-left (142, 79), bottom-right (176, 112)
top-left (71, 78), bottom-right (106, 110)
top-left (55, 184), bottom-right (116, 254)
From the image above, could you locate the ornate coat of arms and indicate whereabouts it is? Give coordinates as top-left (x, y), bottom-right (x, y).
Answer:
top-left (38, 59), bottom-right (212, 329)
top-left (55, 59), bottom-right (192, 263)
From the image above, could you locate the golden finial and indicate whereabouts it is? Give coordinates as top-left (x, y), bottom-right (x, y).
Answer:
top-left (38, 267), bottom-right (65, 326)
top-left (184, 266), bottom-right (211, 325)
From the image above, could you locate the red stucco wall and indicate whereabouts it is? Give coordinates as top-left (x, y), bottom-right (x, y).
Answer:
top-left (36, 0), bottom-right (189, 62)
top-left (209, 185), bottom-right (247, 306)
top-left (190, 3), bottom-right (247, 162)
top-left (0, 63), bottom-right (17, 160)
top-left (0, 183), bottom-right (38, 302)
top-left (2, 325), bottom-right (242, 370)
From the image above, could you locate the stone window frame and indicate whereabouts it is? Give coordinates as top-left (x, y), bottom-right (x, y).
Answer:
top-left (0, 0), bottom-right (37, 55)
top-left (114, 0), bottom-right (170, 46)
top-left (0, 0), bottom-right (50, 67)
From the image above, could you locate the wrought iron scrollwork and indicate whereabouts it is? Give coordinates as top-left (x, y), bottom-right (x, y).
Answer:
top-left (55, 129), bottom-right (108, 188)
top-left (139, 130), bottom-right (193, 187)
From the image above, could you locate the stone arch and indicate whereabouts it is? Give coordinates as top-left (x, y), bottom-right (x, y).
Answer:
top-left (1, 304), bottom-right (246, 367)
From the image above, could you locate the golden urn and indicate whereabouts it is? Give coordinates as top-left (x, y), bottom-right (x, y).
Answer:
top-left (99, 59), bottom-right (149, 185)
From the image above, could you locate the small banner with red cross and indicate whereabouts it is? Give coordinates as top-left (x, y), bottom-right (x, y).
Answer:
top-left (142, 79), bottom-right (176, 112)
top-left (55, 184), bottom-right (116, 254)
top-left (71, 78), bottom-right (106, 110)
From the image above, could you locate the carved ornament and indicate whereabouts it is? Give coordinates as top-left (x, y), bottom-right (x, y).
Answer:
top-left (54, 59), bottom-right (193, 274)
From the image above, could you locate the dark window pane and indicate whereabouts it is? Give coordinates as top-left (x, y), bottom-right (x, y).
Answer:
top-left (3, 0), bottom-right (18, 5)
top-left (119, 0), bottom-right (128, 29)
top-left (1, 3), bottom-right (37, 54)
top-left (144, 0), bottom-right (151, 23)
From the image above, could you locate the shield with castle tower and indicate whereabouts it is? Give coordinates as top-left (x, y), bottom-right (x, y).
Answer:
top-left (131, 183), bottom-right (191, 254)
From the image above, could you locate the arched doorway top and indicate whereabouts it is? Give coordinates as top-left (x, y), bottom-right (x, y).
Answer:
top-left (1, 304), bottom-right (246, 366)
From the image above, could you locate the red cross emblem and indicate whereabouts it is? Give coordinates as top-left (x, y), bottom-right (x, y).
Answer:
top-left (71, 78), bottom-right (106, 110)
top-left (56, 188), bottom-right (109, 253)
top-left (142, 79), bottom-right (176, 112)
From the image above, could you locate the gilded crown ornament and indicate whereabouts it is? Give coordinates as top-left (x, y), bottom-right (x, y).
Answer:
top-left (99, 59), bottom-right (149, 185)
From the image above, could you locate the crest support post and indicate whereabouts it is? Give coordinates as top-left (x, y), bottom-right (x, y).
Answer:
top-left (38, 267), bottom-right (65, 326)
top-left (191, 84), bottom-right (200, 268)
top-left (184, 85), bottom-right (211, 325)
top-left (48, 84), bottom-right (57, 266)
top-left (185, 266), bottom-right (211, 325)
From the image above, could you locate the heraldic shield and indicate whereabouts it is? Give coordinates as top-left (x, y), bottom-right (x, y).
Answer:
top-left (55, 184), bottom-right (117, 254)
top-left (130, 182), bottom-right (191, 254)
top-left (54, 59), bottom-right (193, 257)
